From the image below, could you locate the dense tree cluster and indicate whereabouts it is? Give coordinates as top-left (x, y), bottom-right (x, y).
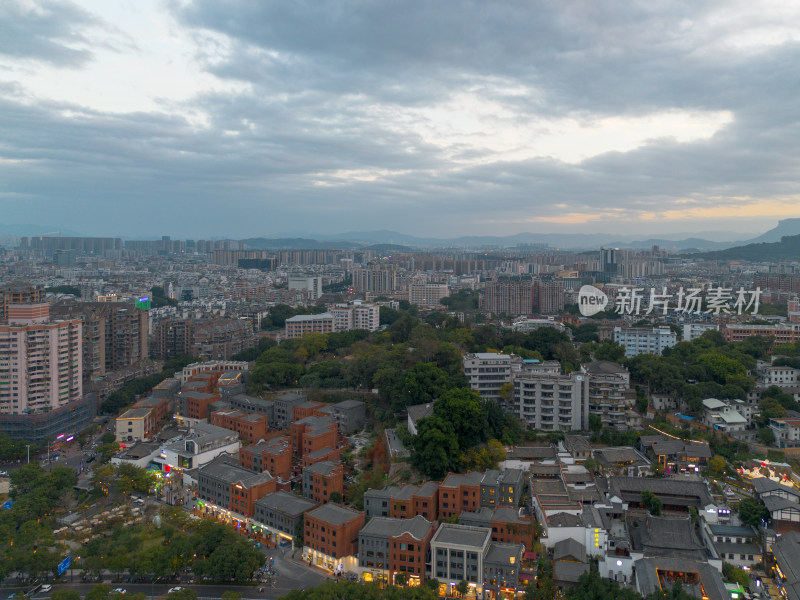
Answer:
top-left (283, 580), bottom-right (439, 600)
top-left (628, 331), bottom-right (773, 415)
top-left (45, 285), bottom-right (82, 297)
top-left (411, 388), bottom-right (518, 479)
top-left (0, 432), bottom-right (38, 461)
top-left (0, 464), bottom-right (77, 581)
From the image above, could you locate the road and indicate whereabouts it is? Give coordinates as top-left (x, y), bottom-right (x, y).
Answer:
top-left (2, 582), bottom-right (280, 600)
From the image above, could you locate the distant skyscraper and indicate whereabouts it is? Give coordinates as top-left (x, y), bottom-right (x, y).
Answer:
top-left (600, 247), bottom-right (617, 275)
top-left (482, 279), bottom-right (534, 315)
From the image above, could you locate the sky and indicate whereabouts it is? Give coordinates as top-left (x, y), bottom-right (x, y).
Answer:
top-left (1, 0), bottom-right (799, 240)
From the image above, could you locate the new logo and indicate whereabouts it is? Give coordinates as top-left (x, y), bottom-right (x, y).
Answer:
top-left (578, 285), bottom-right (609, 317)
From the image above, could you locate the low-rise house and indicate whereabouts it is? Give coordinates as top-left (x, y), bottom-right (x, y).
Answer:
top-left (430, 523), bottom-right (492, 587)
top-left (238, 435), bottom-right (292, 480)
top-left (302, 460), bottom-right (344, 504)
top-left (407, 402), bottom-right (434, 436)
top-left (364, 482), bottom-right (439, 521)
top-left (303, 503), bottom-right (365, 573)
top-left (553, 538), bottom-right (590, 590)
top-left (702, 398), bottom-right (747, 433)
top-left (357, 516), bottom-right (437, 586)
top-left (772, 530), bottom-right (800, 600)
top-left (253, 490), bottom-right (317, 547)
top-left (197, 454), bottom-right (276, 518)
top-left (210, 409), bottom-right (269, 443)
top-left (608, 476), bottom-right (714, 513)
top-left (770, 418), bottom-right (800, 448)
top-left (701, 522), bottom-right (760, 568)
top-left (459, 506), bottom-right (535, 547)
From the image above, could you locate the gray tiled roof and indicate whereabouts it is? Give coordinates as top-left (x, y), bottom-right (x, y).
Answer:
top-left (304, 460), bottom-right (340, 476)
top-left (359, 516), bottom-right (434, 540)
top-left (634, 557), bottom-right (728, 600)
top-left (774, 531), bottom-right (800, 600)
top-left (484, 542), bottom-right (523, 565)
top-left (608, 476), bottom-right (713, 507)
top-left (432, 523), bottom-right (492, 548)
top-left (307, 503), bottom-right (363, 526)
top-left (254, 491), bottom-right (317, 517)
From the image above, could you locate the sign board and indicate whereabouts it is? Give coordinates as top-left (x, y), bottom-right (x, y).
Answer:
top-left (58, 556), bottom-right (70, 575)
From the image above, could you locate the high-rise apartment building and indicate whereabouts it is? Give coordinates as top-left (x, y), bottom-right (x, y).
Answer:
top-left (512, 371), bottom-right (588, 431)
top-left (534, 279), bottom-right (565, 315)
top-left (481, 279), bottom-right (534, 315)
top-left (51, 301), bottom-right (148, 378)
top-left (408, 284), bottom-right (450, 307)
top-left (352, 267), bottom-right (397, 293)
top-left (0, 304), bottom-right (83, 414)
top-left (0, 282), bottom-right (44, 321)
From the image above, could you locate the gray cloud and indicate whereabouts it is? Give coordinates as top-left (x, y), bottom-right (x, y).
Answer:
top-left (0, 0), bottom-right (96, 66)
top-left (0, 1), bottom-right (799, 237)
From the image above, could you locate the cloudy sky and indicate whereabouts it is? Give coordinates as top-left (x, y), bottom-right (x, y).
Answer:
top-left (1, 0), bottom-right (799, 239)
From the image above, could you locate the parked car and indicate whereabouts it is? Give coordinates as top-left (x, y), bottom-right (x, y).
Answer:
top-left (40, 585), bottom-right (52, 593)
top-left (168, 588), bottom-right (184, 594)
top-left (113, 588), bottom-right (126, 595)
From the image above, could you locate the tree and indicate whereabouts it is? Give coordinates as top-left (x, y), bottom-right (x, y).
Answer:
top-left (709, 455), bottom-right (726, 474)
top-left (758, 427), bottom-right (776, 446)
top-left (328, 491), bottom-right (342, 504)
top-left (433, 388), bottom-right (489, 450)
top-left (588, 414), bottom-right (602, 433)
top-left (395, 573), bottom-right (408, 587)
top-left (595, 341), bottom-right (626, 362)
top-left (52, 592), bottom-right (81, 600)
top-left (641, 490), bottom-right (662, 516)
top-left (411, 416), bottom-right (461, 480)
top-left (738, 497), bottom-right (770, 527)
top-left (456, 580), bottom-right (469, 597)
top-left (167, 590), bottom-right (198, 600)
top-left (221, 592), bottom-right (242, 600)
top-left (85, 585), bottom-right (113, 600)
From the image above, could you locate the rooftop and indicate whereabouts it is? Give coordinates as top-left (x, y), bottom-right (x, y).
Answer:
top-left (432, 523), bottom-right (492, 548)
top-left (360, 516), bottom-right (435, 541)
top-left (307, 503), bottom-right (363, 526)
top-left (254, 491), bottom-right (317, 517)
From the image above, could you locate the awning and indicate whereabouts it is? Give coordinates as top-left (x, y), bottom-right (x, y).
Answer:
top-left (519, 574), bottom-right (535, 582)
top-left (524, 552), bottom-right (538, 560)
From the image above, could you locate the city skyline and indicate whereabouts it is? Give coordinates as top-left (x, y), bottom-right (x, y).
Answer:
top-left (1, 1), bottom-right (799, 238)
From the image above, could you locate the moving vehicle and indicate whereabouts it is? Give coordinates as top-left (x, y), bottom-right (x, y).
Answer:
top-left (113, 588), bottom-right (126, 595)
top-left (168, 588), bottom-right (184, 594)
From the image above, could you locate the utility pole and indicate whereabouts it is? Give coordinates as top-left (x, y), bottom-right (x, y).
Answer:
top-left (26, 444), bottom-right (30, 464)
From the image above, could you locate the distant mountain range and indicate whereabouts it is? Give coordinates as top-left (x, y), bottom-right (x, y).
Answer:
top-left (687, 233), bottom-right (800, 261)
top-left (4, 219), bottom-right (800, 254)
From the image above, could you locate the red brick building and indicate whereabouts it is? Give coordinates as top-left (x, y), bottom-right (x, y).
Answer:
top-left (438, 472), bottom-right (483, 520)
top-left (302, 460), bottom-right (344, 504)
top-left (293, 400), bottom-right (326, 421)
top-left (459, 506), bottom-right (535, 547)
top-left (291, 415), bottom-right (338, 459)
top-left (238, 434), bottom-right (292, 480)
top-left (210, 409), bottom-right (269, 443)
top-left (304, 504), bottom-right (365, 570)
top-left (357, 516), bottom-right (437, 586)
top-left (198, 456), bottom-right (277, 518)
top-left (301, 446), bottom-right (342, 468)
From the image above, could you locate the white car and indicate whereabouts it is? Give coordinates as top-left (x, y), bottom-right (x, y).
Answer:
top-left (40, 586), bottom-right (52, 593)
top-left (168, 588), bottom-right (184, 594)
top-left (113, 589), bottom-right (126, 595)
